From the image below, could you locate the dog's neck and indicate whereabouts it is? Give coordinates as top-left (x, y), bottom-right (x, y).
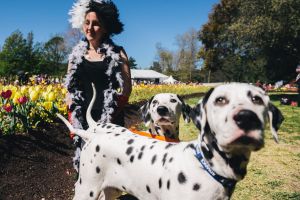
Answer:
top-left (148, 123), bottom-right (179, 139)
top-left (199, 127), bottom-right (251, 182)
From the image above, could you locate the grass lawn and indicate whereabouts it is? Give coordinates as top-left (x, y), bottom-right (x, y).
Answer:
top-left (178, 94), bottom-right (300, 200)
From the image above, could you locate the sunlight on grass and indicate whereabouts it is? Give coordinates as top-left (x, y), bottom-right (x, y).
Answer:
top-left (177, 96), bottom-right (300, 200)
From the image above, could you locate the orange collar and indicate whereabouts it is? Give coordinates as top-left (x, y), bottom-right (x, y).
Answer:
top-left (129, 128), bottom-right (180, 143)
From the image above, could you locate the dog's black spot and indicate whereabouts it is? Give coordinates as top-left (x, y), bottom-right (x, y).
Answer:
top-left (225, 117), bottom-right (228, 123)
top-left (80, 178), bottom-right (82, 184)
top-left (158, 178), bottom-right (162, 189)
top-left (106, 131), bottom-right (112, 134)
top-left (101, 124), bottom-right (106, 128)
top-left (193, 183), bottom-right (201, 191)
top-left (140, 145), bottom-right (146, 151)
top-left (184, 143), bottom-right (196, 151)
top-left (165, 143), bottom-right (174, 149)
top-left (151, 155), bottom-right (157, 164)
top-left (82, 163), bottom-right (85, 166)
top-left (121, 129), bottom-right (126, 132)
top-left (150, 145), bottom-right (154, 149)
top-left (152, 141), bottom-right (157, 144)
top-left (178, 172), bottom-right (187, 184)
top-left (94, 154), bottom-right (96, 157)
top-left (229, 155), bottom-right (248, 177)
top-left (169, 157), bottom-right (173, 163)
top-left (96, 145), bottom-right (100, 152)
top-left (107, 125), bottom-right (112, 129)
top-left (90, 160), bottom-right (93, 164)
top-left (167, 180), bottom-right (170, 190)
top-left (90, 191), bottom-right (94, 197)
top-left (146, 185), bottom-right (151, 193)
top-left (117, 158), bottom-right (122, 165)
top-left (138, 152), bottom-right (143, 159)
top-left (126, 147), bottom-right (133, 155)
top-left (103, 155), bottom-right (106, 158)
top-left (115, 134), bottom-right (120, 136)
top-left (96, 166), bottom-right (101, 173)
top-left (122, 186), bottom-right (126, 190)
top-left (155, 127), bottom-right (161, 134)
top-left (130, 155), bottom-right (135, 162)
top-left (149, 129), bottom-right (152, 134)
top-left (128, 139), bottom-right (134, 145)
top-left (201, 146), bottom-right (213, 160)
top-left (162, 153), bottom-right (168, 166)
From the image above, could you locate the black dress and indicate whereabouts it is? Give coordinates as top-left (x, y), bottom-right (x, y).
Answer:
top-left (77, 57), bottom-right (124, 129)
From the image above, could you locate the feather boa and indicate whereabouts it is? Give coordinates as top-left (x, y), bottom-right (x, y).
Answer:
top-left (65, 38), bottom-right (124, 127)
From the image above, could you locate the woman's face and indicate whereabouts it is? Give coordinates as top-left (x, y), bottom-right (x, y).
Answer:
top-left (83, 12), bottom-right (106, 43)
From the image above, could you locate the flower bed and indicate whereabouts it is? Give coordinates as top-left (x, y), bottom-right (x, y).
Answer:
top-left (0, 83), bottom-right (210, 135)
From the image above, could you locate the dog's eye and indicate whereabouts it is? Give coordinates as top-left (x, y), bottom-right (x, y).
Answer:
top-left (215, 97), bottom-right (228, 105)
top-left (252, 96), bottom-right (264, 105)
top-left (152, 100), bottom-right (158, 104)
top-left (170, 99), bottom-right (177, 103)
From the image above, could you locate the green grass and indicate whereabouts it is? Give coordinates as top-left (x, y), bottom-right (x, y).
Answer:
top-left (177, 95), bottom-right (300, 200)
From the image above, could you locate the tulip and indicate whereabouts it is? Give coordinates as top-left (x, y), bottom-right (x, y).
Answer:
top-left (18, 96), bottom-right (28, 104)
top-left (1, 90), bottom-right (12, 99)
top-left (3, 104), bottom-right (13, 112)
top-left (30, 90), bottom-right (39, 101)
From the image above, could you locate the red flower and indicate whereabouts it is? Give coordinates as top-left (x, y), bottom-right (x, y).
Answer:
top-left (291, 101), bottom-right (298, 107)
top-left (3, 104), bottom-right (13, 112)
top-left (18, 96), bottom-right (28, 104)
top-left (1, 90), bottom-right (12, 99)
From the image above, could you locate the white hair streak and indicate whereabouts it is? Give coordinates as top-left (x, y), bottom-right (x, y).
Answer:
top-left (69, 0), bottom-right (106, 29)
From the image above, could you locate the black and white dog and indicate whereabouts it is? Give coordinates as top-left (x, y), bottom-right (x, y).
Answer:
top-left (140, 93), bottom-right (190, 140)
top-left (57, 83), bottom-right (283, 200)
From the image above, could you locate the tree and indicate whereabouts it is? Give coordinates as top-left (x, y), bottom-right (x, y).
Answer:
top-left (199, 0), bottom-right (300, 82)
top-left (128, 56), bottom-right (138, 69)
top-left (0, 30), bottom-right (28, 75)
top-left (175, 29), bottom-right (200, 82)
top-left (44, 35), bottom-right (68, 74)
top-left (149, 61), bottom-right (162, 73)
top-left (155, 43), bottom-right (173, 74)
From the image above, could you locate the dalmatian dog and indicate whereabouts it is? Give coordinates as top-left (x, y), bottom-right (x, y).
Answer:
top-left (140, 93), bottom-right (191, 140)
top-left (57, 83), bottom-right (283, 200)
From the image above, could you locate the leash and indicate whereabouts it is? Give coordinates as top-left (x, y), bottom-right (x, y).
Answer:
top-left (129, 128), bottom-right (180, 143)
top-left (194, 144), bottom-right (236, 191)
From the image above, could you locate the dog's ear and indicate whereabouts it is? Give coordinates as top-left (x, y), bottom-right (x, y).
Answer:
top-left (177, 95), bottom-right (191, 123)
top-left (139, 96), bottom-right (154, 127)
top-left (268, 103), bottom-right (284, 143)
top-left (190, 88), bottom-right (214, 131)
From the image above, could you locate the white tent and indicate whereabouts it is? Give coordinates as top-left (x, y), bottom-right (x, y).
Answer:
top-left (162, 76), bottom-right (178, 84)
top-left (131, 69), bottom-right (168, 83)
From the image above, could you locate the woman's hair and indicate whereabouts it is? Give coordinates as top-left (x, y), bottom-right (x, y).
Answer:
top-left (87, 0), bottom-right (124, 37)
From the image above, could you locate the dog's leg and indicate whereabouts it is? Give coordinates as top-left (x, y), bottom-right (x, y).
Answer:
top-left (73, 180), bottom-right (103, 200)
top-left (98, 187), bottom-right (122, 200)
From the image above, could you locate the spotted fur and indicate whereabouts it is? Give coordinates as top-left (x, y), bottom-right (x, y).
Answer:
top-left (57, 83), bottom-right (283, 200)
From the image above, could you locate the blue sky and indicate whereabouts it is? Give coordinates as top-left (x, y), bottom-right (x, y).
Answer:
top-left (0, 0), bottom-right (219, 68)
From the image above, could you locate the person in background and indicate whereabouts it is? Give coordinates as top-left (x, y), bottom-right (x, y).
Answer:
top-left (296, 65), bottom-right (300, 106)
top-left (65, 0), bottom-right (132, 172)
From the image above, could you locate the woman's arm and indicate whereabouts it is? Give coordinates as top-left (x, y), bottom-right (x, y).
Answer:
top-left (119, 49), bottom-right (132, 98)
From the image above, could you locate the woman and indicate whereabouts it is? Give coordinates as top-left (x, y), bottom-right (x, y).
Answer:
top-left (66, 0), bottom-right (132, 172)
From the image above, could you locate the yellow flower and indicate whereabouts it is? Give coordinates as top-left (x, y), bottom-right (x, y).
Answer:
top-left (30, 90), bottom-right (39, 101)
top-left (42, 101), bottom-right (53, 111)
top-left (47, 92), bottom-right (56, 102)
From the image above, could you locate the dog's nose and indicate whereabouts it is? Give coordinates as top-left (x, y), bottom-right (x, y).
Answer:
top-left (233, 109), bottom-right (262, 131)
top-left (157, 106), bottom-right (169, 116)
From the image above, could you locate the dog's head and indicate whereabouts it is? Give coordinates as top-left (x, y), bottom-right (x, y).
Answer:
top-left (140, 93), bottom-right (191, 127)
top-left (190, 83), bottom-right (284, 152)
